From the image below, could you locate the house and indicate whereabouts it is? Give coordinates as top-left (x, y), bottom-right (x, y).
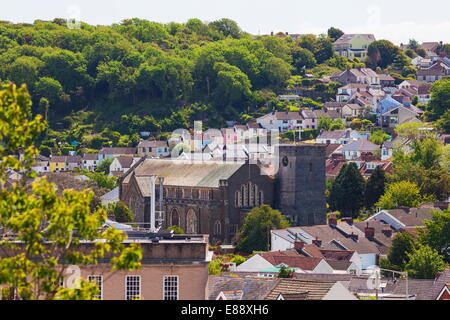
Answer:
top-left (366, 207), bottom-right (438, 230)
top-left (398, 79), bottom-right (425, 90)
top-left (348, 269), bottom-right (450, 300)
top-left (98, 147), bottom-right (137, 162)
top-left (256, 111), bottom-right (303, 132)
top-left (81, 154), bottom-right (99, 172)
top-left (381, 106), bottom-right (422, 129)
top-left (100, 187), bottom-right (120, 206)
top-left (266, 278), bottom-right (357, 300)
top-left (381, 141), bottom-right (394, 160)
top-left (295, 243), bottom-right (362, 275)
top-left (339, 139), bottom-right (379, 160)
top-left (417, 61), bottom-right (450, 82)
top-left (208, 276), bottom-right (279, 300)
top-left (109, 156), bottom-right (139, 177)
top-left (137, 140), bottom-right (170, 158)
top-left (331, 68), bottom-right (380, 86)
top-left (316, 129), bottom-right (362, 145)
top-left (420, 42), bottom-right (440, 57)
top-left (341, 103), bottom-right (368, 118)
top-left (31, 155), bottom-right (50, 174)
top-left (336, 84), bottom-right (370, 102)
top-left (271, 216), bottom-right (386, 270)
top-left (301, 110), bottom-right (318, 129)
top-left (325, 154), bottom-right (347, 179)
top-left (437, 283), bottom-right (450, 300)
top-left (411, 56), bottom-right (432, 68)
top-left (66, 156), bottom-right (82, 171)
top-left (323, 101), bottom-right (347, 113)
top-left (377, 74), bottom-right (395, 87)
top-left (236, 250), bottom-right (335, 274)
top-left (49, 156), bottom-right (68, 172)
top-left (333, 34), bottom-right (376, 60)
top-left (349, 152), bottom-right (393, 178)
top-left (378, 96), bottom-right (403, 115)
top-left (208, 276), bottom-right (357, 300)
top-left (418, 83), bottom-right (432, 104)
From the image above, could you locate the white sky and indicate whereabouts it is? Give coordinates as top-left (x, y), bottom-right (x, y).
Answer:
top-left (1, 0), bottom-right (449, 44)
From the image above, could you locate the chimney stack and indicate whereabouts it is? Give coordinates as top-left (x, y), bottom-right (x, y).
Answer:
top-left (365, 223), bottom-right (375, 238)
top-left (328, 213), bottom-right (337, 226)
top-left (294, 241), bottom-right (304, 250)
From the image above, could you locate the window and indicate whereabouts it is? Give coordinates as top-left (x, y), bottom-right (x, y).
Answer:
top-left (214, 220), bottom-right (222, 236)
top-left (164, 276), bottom-right (179, 300)
top-left (125, 276), bottom-right (141, 300)
top-left (88, 275), bottom-right (103, 300)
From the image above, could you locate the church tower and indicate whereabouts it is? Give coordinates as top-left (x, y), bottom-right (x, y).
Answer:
top-left (275, 144), bottom-right (327, 226)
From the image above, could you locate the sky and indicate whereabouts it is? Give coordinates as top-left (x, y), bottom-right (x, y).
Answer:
top-left (1, 0), bottom-right (450, 44)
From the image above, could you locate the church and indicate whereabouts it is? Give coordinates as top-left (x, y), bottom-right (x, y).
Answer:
top-left (119, 144), bottom-right (326, 244)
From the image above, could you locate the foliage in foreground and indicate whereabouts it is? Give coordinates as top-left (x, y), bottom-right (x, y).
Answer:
top-left (0, 83), bottom-right (142, 300)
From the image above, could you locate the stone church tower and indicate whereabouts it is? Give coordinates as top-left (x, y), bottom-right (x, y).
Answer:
top-left (275, 144), bottom-right (327, 226)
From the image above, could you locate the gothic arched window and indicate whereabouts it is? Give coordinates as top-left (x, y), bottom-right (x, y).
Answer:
top-left (186, 209), bottom-right (198, 234)
top-left (214, 220), bottom-right (222, 236)
top-left (171, 208), bottom-right (180, 227)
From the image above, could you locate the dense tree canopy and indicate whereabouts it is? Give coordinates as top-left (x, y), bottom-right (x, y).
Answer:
top-left (237, 205), bottom-right (290, 253)
top-left (328, 163), bottom-right (366, 217)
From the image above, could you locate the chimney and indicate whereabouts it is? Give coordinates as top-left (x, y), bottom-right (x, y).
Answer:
top-left (294, 241), bottom-right (304, 250)
top-left (365, 223), bottom-right (375, 239)
top-left (342, 217), bottom-right (353, 225)
top-left (328, 213), bottom-right (337, 226)
top-left (382, 225), bottom-right (393, 237)
top-left (312, 237), bottom-right (322, 247)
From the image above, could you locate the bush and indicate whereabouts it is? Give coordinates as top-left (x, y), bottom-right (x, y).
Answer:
top-left (108, 202), bottom-right (134, 223)
top-left (230, 255), bottom-right (246, 266)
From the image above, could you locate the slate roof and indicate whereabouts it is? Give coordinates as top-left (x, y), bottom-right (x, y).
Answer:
top-left (260, 252), bottom-right (323, 271)
top-left (116, 156), bottom-right (134, 168)
top-left (334, 34), bottom-right (376, 45)
top-left (274, 223), bottom-right (381, 255)
top-left (50, 156), bottom-right (67, 163)
top-left (326, 260), bottom-right (352, 271)
top-left (265, 279), bottom-right (338, 300)
top-left (325, 144), bottom-right (342, 158)
top-left (137, 140), bottom-right (168, 148)
top-left (340, 139), bottom-right (379, 152)
top-left (99, 147), bottom-right (137, 155)
top-left (317, 130), bottom-right (347, 141)
top-left (208, 276), bottom-right (279, 300)
top-left (82, 154), bottom-right (99, 161)
top-left (128, 159), bottom-right (245, 188)
top-left (382, 208), bottom-right (437, 227)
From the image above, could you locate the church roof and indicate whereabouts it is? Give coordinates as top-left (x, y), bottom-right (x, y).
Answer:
top-left (129, 159), bottom-right (246, 189)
